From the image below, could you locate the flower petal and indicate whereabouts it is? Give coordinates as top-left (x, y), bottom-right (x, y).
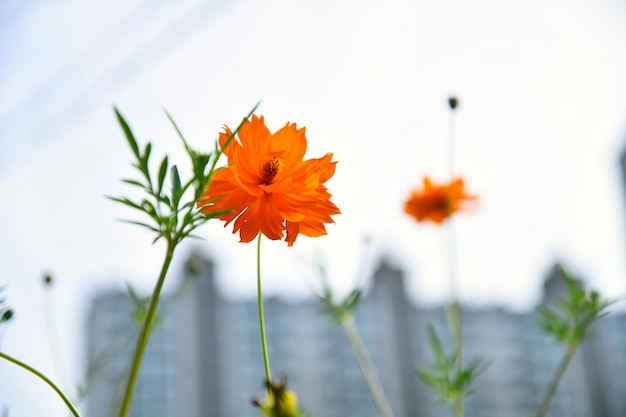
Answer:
top-left (200, 114), bottom-right (339, 246)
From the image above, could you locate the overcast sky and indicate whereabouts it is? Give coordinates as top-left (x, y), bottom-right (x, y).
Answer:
top-left (2, 0), bottom-right (626, 415)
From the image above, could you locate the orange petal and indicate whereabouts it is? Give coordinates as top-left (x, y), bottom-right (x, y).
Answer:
top-left (271, 122), bottom-right (307, 171)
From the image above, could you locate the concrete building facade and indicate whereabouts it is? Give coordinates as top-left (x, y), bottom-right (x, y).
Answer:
top-left (85, 254), bottom-right (626, 417)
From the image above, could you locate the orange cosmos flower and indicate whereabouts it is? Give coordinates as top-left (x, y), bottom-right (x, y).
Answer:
top-left (198, 115), bottom-right (340, 246)
top-left (403, 176), bottom-right (477, 224)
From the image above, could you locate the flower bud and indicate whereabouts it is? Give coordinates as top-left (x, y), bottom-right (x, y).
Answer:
top-left (1, 309), bottom-right (14, 323)
top-left (252, 378), bottom-right (301, 417)
top-left (448, 96), bottom-right (459, 110)
top-left (43, 273), bottom-right (53, 287)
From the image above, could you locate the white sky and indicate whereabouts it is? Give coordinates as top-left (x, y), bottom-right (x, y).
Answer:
top-left (2, 0), bottom-right (626, 416)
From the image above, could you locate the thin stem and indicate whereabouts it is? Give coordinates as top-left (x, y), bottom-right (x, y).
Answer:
top-left (43, 287), bottom-right (71, 397)
top-left (446, 221), bottom-right (463, 361)
top-left (446, 101), bottom-right (463, 417)
top-left (535, 344), bottom-right (577, 417)
top-left (79, 325), bottom-right (136, 402)
top-left (448, 102), bottom-right (457, 180)
top-left (256, 233), bottom-right (272, 383)
top-left (453, 398), bottom-right (462, 417)
top-left (118, 242), bottom-right (175, 417)
top-left (0, 351), bottom-right (81, 417)
top-left (340, 314), bottom-right (395, 417)
top-left (441, 219), bottom-right (463, 417)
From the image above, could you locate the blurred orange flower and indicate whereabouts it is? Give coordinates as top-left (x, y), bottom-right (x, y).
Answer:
top-left (198, 115), bottom-right (340, 246)
top-left (404, 176), bottom-right (477, 224)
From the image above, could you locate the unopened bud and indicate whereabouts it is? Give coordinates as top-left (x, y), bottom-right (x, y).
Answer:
top-left (1, 309), bottom-right (14, 322)
top-left (253, 377), bottom-right (300, 417)
top-left (448, 96), bottom-right (459, 110)
top-left (43, 273), bottom-right (53, 287)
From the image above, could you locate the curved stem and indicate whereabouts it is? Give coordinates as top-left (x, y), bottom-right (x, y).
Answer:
top-left (535, 345), bottom-right (577, 417)
top-left (118, 242), bottom-right (175, 417)
top-left (0, 351), bottom-right (81, 417)
top-left (256, 234), bottom-right (272, 383)
top-left (340, 314), bottom-right (395, 417)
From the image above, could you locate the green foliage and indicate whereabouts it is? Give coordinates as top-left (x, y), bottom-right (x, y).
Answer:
top-left (316, 263), bottom-right (362, 323)
top-left (415, 325), bottom-right (484, 406)
top-left (537, 266), bottom-right (615, 347)
top-left (109, 104), bottom-right (258, 247)
top-left (320, 287), bottom-right (362, 324)
top-left (126, 283), bottom-right (163, 329)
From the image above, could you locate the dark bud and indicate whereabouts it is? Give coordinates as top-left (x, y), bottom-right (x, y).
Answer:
top-left (1, 309), bottom-right (14, 322)
top-left (448, 96), bottom-right (459, 110)
top-left (43, 273), bottom-right (53, 287)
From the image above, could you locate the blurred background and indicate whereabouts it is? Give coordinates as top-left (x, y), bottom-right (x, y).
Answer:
top-left (2, 0), bottom-right (626, 416)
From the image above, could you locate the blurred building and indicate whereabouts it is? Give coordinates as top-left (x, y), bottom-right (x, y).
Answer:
top-left (85, 254), bottom-right (626, 417)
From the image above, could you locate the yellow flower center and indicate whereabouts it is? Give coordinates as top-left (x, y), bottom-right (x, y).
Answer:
top-left (261, 156), bottom-right (283, 185)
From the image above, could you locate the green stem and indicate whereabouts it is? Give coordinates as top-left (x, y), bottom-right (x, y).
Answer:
top-left (79, 325), bottom-right (136, 402)
top-left (446, 99), bottom-right (463, 417)
top-left (118, 242), bottom-right (175, 417)
top-left (340, 314), bottom-right (395, 417)
top-left (0, 351), bottom-right (81, 417)
top-left (535, 344), bottom-right (577, 417)
top-left (256, 234), bottom-right (272, 384)
top-left (453, 391), bottom-right (463, 417)
top-left (446, 222), bottom-right (462, 347)
top-left (43, 287), bottom-right (71, 397)
top-left (448, 99), bottom-right (457, 181)
top-left (445, 221), bottom-right (463, 417)
top-left (446, 96), bottom-right (463, 417)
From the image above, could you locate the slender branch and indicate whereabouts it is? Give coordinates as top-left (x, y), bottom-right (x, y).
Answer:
top-left (453, 387), bottom-right (463, 417)
top-left (448, 97), bottom-right (457, 181)
top-left (535, 344), bottom-right (577, 417)
top-left (118, 242), bottom-right (175, 417)
top-left (78, 325), bottom-right (136, 402)
top-left (256, 234), bottom-right (272, 384)
top-left (0, 351), bottom-right (81, 417)
top-left (446, 99), bottom-right (463, 417)
top-left (340, 314), bottom-right (395, 417)
top-left (43, 286), bottom-right (71, 397)
top-left (445, 220), bottom-right (463, 417)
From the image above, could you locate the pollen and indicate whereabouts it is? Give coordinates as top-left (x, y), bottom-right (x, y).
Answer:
top-left (261, 156), bottom-right (283, 185)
